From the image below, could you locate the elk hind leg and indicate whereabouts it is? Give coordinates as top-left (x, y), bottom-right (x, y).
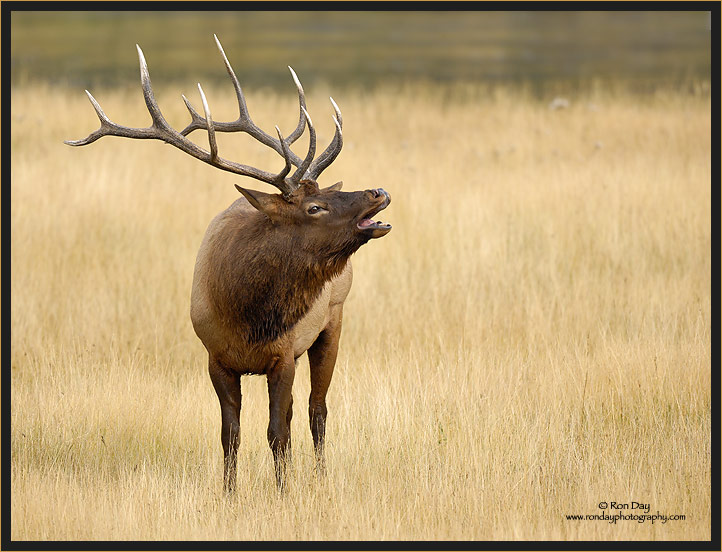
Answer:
top-left (307, 307), bottom-right (343, 472)
top-left (266, 353), bottom-right (295, 490)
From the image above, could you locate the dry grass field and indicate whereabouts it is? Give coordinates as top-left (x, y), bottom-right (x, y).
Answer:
top-left (10, 80), bottom-right (711, 541)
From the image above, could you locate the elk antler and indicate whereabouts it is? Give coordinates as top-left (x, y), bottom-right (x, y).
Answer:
top-left (65, 35), bottom-right (344, 197)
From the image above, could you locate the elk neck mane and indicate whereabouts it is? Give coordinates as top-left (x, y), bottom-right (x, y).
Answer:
top-left (207, 205), bottom-right (361, 345)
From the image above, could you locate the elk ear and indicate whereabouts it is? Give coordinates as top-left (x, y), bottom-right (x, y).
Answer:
top-left (235, 185), bottom-right (280, 216)
top-left (322, 181), bottom-right (343, 192)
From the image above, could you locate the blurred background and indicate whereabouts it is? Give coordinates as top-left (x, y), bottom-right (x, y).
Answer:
top-left (10, 10), bottom-right (712, 94)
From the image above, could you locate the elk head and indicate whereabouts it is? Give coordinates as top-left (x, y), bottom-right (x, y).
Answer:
top-left (237, 181), bottom-right (391, 251)
top-left (65, 35), bottom-right (392, 243)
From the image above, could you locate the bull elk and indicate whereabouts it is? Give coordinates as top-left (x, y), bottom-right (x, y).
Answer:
top-left (66, 36), bottom-right (392, 491)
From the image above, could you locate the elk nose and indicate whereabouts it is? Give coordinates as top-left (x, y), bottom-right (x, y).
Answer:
top-left (370, 188), bottom-right (388, 199)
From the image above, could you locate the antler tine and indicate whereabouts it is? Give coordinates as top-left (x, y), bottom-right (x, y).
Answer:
top-left (197, 83), bottom-right (218, 161)
top-left (274, 126), bottom-right (294, 185)
top-left (330, 97), bottom-right (343, 128)
top-left (137, 45), bottom-right (173, 132)
top-left (285, 66), bottom-right (307, 146)
top-left (306, 97), bottom-right (344, 181)
top-left (64, 90), bottom-right (129, 146)
top-left (212, 34), bottom-right (251, 121)
top-left (290, 107), bottom-right (316, 185)
top-left (181, 93), bottom-right (206, 132)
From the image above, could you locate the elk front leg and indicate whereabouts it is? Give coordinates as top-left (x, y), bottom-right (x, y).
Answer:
top-left (266, 352), bottom-right (295, 490)
top-left (208, 355), bottom-right (241, 493)
top-left (307, 306), bottom-right (343, 471)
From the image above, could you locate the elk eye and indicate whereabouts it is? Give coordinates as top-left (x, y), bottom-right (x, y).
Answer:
top-left (307, 205), bottom-right (322, 215)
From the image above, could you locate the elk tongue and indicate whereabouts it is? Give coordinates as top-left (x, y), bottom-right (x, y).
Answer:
top-left (358, 218), bottom-right (375, 228)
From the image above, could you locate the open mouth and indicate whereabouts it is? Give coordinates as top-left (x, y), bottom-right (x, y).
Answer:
top-left (357, 191), bottom-right (392, 234)
top-left (357, 218), bottom-right (392, 231)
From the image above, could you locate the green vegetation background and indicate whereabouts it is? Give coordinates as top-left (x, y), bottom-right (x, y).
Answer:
top-left (11, 10), bottom-right (711, 93)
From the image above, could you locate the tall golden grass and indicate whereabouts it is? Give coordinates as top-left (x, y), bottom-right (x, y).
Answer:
top-left (10, 81), bottom-right (710, 541)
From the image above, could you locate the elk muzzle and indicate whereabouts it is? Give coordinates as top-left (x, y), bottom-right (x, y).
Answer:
top-left (357, 189), bottom-right (392, 238)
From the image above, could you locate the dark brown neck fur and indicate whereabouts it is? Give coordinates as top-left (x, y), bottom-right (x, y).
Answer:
top-left (208, 210), bottom-right (364, 345)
